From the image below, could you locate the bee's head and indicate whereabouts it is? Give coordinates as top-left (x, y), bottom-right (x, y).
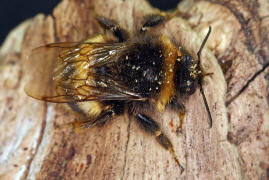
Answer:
top-left (174, 52), bottom-right (201, 95)
top-left (174, 26), bottom-right (212, 128)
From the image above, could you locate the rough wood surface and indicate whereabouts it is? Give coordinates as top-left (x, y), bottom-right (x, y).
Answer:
top-left (0, 0), bottom-right (268, 179)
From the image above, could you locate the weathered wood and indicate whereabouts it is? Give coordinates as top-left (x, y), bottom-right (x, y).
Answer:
top-left (0, 0), bottom-right (268, 179)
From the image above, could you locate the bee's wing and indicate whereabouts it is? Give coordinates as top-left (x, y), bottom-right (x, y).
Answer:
top-left (25, 42), bottom-right (144, 103)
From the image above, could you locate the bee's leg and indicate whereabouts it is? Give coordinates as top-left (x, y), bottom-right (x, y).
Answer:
top-left (140, 14), bottom-right (166, 32)
top-left (74, 110), bottom-right (114, 129)
top-left (169, 100), bottom-right (186, 134)
top-left (140, 10), bottom-right (180, 32)
top-left (83, 34), bottom-right (107, 43)
top-left (96, 16), bottom-right (128, 42)
top-left (135, 113), bottom-right (184, 174)
top-left (177, 105), bottom-right (185, 134)
top-left (74, 101), bottom-right (125, 128)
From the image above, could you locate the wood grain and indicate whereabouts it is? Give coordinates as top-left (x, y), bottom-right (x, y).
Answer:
top-left (0, 0), bottom-right (268, 179)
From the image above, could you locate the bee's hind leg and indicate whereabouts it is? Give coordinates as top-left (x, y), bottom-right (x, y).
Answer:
top-left (135, 113), bottom-right (184, 174)
top-left (75, 101), bottom-right (125, 128)
top-left (72, 110), bottom-right (114, 130)
top-left (80, 110), bottom-right (114, 128)
top-left (83, 34), bottom-right (107, 43)
top-left (96, 15), bottom-right (129, 42)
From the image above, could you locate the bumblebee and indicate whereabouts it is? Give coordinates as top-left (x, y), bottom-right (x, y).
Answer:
top-left (25, 14), bottom-right (212, 173)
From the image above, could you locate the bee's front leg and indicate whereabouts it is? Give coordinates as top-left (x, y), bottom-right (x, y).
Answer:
top-left (168, 99), bottom-right (186, 134)
top-left (135, 113), bottom-right (184, 174)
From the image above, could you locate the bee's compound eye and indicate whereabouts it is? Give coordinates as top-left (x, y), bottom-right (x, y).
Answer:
top-left (174, 55), bottom-right (198, 95)
top-left (181, 55), bottom-right (193, 67)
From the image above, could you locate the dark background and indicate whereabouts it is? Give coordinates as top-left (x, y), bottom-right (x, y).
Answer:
top-left (0, 0), bottom-right (180, 44)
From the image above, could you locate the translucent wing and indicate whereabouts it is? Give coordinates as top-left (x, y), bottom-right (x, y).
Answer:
top-left (24, 42), bottom-right (144, 103)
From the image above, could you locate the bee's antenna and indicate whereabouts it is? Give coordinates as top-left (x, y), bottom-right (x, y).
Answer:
top-left (197, 26), bottom-right (212, 65)
top-left (197, 26), bottom-right (213, 128)
top-left (199, 82), bottom-right (213, 128)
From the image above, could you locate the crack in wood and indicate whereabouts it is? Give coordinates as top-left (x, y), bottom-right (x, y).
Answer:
top-left (23, 103), bottom-right (48, 179)
top-left (51, 14), bottom-right (60, 43)
top-left (226, 61), bottom-right (269, 106)
top-left (209, 0), bottom-right (257, 53)
top-left (207, 0), bottom-right (269, 106)
top-left (121, 117), bottom-right (131, 180)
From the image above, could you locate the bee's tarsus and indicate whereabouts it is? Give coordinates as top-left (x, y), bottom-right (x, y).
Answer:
top-left (135, 113), bottom-right (184, 172)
